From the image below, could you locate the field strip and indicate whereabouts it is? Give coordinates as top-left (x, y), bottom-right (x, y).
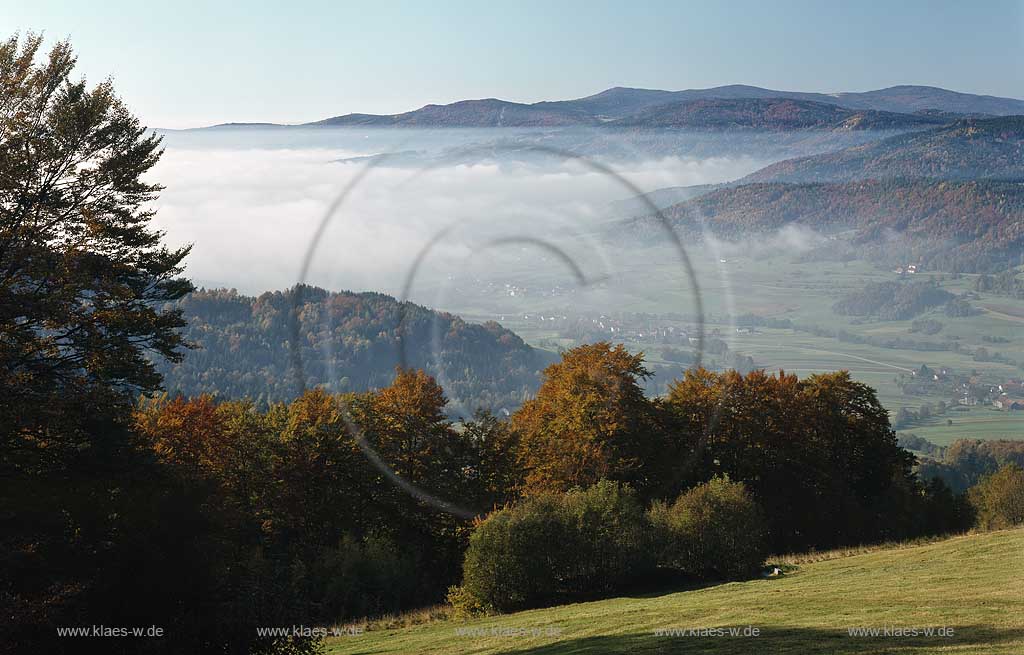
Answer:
top-left (755, 344), bottom-right (916, 373)
top-left (981, 307), bottom-right (1024, 324)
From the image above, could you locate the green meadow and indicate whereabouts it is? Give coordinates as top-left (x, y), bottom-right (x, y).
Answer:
top-left (327, 527), bottom-right (1024, 655)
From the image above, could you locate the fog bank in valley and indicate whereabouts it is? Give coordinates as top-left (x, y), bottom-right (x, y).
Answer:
top-left (150, 128), bottom-right (772, 299)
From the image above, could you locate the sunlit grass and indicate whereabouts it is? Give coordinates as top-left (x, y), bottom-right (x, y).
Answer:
top-left (326, 527), bottom-right (1024, 654)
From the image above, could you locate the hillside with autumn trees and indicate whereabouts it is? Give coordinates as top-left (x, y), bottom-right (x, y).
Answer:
top-left (742, 116), bottom-right (1024, 183)
top-left (154, 287), bottom-right (553, 414)
top-left (629, 178), bottom-right (1024, 272)
top-left (620, 116), bottom-right (1024, 274)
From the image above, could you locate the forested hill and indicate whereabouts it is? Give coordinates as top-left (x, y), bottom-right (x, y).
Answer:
top-left (629, 178), bottom-right (1024, 272)
top-left (608, 98), bottom-right (945, 131)
top-left (154, 287), bottom-right (554, 414)
top-left (741, 116), bottom-right (1024, 184)
top-left (551, 84), bottom-right (1024, 118)
top-left (309, 98), bottom-right (598, 127)
top-left (302, 97), bottom-right (941, 131)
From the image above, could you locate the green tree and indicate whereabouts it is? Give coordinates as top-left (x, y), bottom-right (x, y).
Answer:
top-left (648, 476), bottom-right (767, 580)
top-left (462, 409), bottom-right (521, 510)
top-left (665, 368), bottom-right (918, 551)
top-left (455, 480), bottom-right (651, 613)
top-left (0, 34), bottom-right (192, 437)
top-left (969, 464), bottom-right (1024, 530)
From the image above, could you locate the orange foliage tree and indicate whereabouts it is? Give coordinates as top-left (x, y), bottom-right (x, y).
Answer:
top-left (512, 343), bottom-right (669, 497)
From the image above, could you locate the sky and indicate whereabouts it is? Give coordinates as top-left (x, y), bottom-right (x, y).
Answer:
top-left (4, 0), bottom-right (1023, 128)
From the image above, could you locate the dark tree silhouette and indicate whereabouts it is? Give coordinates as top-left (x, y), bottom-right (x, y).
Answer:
top-left (0, 33), bottom-right (192, 437)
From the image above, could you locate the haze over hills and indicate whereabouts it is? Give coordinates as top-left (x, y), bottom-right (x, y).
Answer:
top-left (12, 12), bottom-right (1024, 655)
top-left (197, 84), bottom-right (1024, 130)
top-left (614, 115), bottom-right (1024, 268)
top-left (834, 85), bottom-right (1024, 116)
top-left (742, 116), bottom-right (1024, 184)
top-left (627, 178), bottom-right (1024, 272)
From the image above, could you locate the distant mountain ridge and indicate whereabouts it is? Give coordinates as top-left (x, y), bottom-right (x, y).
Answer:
top-left (608, 98), bottom-right (946, 131)
top-left (553, 84), bottom-right (1024, 119)
top-left (197, 84), bottom-right (1024, 130)
top-left (308, 98), bottom-right (599, 128)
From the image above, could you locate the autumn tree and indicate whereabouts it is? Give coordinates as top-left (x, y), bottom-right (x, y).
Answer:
top-left (665, 368), bottom-right (919, 551)
top-left (134, 394), bottom-right (229, 474)
top-left (512, 342), bottom-right (669, 496)
top-left (352, 368), bottom-right (480, 594)
top-left (360, 368), bottom-right (461, 488)
top-left (0, 34), bottom-right (192, 439)
top-left (665, 368), bottom-right (804, 494)
top-left (269, 389), bottom-right (374, 550)
top-left (969, 464), bottom-right (1024, 530)
top-left (796, 371), bottom-right (917, 543)
top-left (133, 394), bottom-right (280, 542)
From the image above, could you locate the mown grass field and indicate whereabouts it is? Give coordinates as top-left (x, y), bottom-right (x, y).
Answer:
top-left (327, 527), bottom-right (1024, 655)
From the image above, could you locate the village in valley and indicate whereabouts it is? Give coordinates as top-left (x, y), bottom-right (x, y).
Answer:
top-left (897, 364), bottom-right (1024, 412)
top-left (442, 251), bottom-right (1024, 445)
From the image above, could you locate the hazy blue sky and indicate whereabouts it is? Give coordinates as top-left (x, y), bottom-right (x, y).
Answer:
top-left (5, 0), bottom-right (1023, 128)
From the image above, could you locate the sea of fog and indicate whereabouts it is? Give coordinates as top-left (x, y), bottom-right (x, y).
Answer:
top-left (150, 127), bottom-right (777, 303)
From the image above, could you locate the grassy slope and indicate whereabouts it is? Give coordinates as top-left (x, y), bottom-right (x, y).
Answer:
top-left (327, 528), bottom-right (1024, 655)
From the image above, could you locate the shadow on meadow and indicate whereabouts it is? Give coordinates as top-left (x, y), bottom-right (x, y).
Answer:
top-left (490, 625), bottom-right (1024, 655)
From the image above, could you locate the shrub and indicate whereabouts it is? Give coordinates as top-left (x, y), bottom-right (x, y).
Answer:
top-left (459, 494), bottom-right (569, 612)
top-left (909, 318), bottom-right (943, 335)
top-left (648, 477), bottom-right (767, 580)
top-left (969, 464), bottom-right (1024, 530)
top-left (458, 481), bottom-right (650, 613)
top-left (446, 583), bottom-right (490, 618)
top-left (307, 533), bottom-right (417, 623)
top-left (560, 481), bottom-right (653, 594)
top-left (920, 477), bottom-right (974, 536)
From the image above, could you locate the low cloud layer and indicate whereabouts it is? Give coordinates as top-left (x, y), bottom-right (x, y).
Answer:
top-left (705, 223), bottom-right (829, 258)
top-left (150, 130), bottom-right (770, 298)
